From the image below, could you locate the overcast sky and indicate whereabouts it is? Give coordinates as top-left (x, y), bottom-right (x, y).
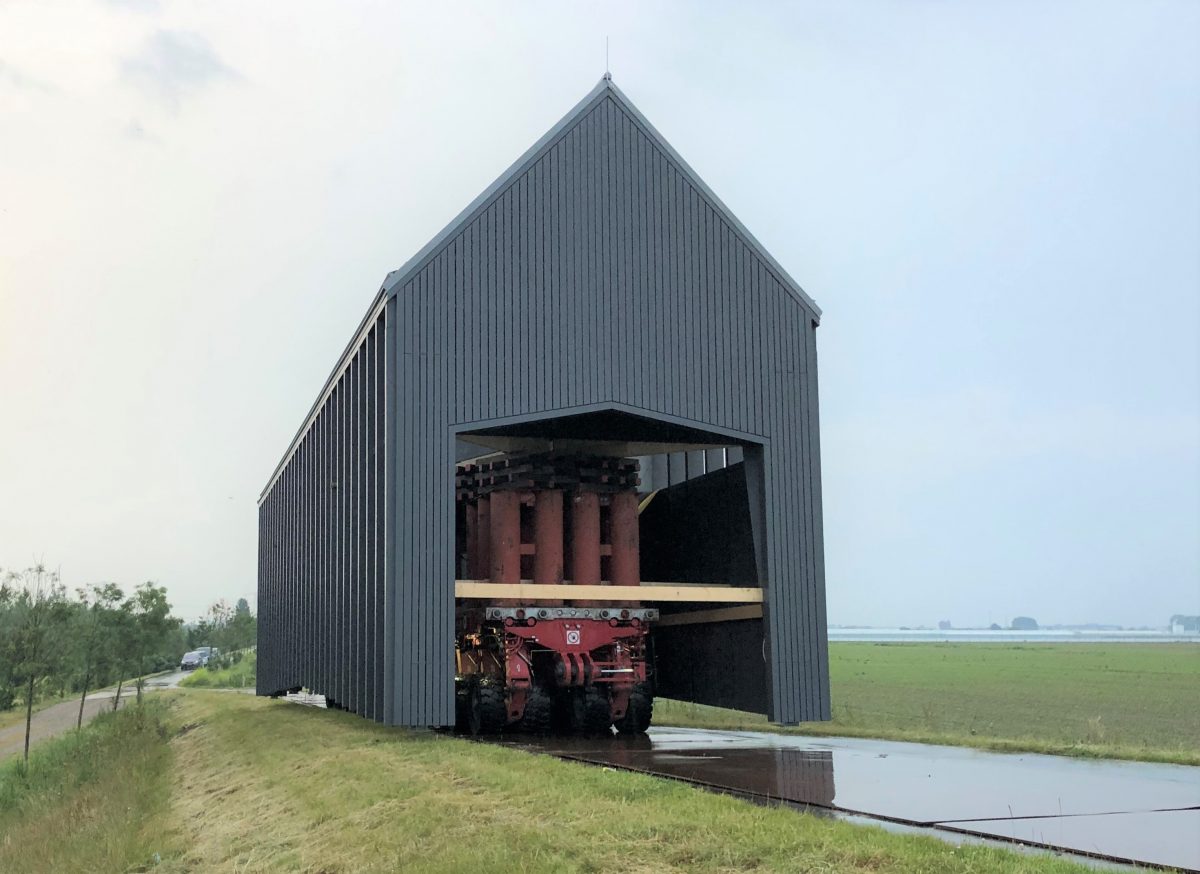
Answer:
top-left (1, 1), bottom-right (1197, 627)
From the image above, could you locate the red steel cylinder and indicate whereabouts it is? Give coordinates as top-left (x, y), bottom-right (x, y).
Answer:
top-left (533, 490), bottom-right (564, 584)
top-left (490, 491), bottom-right (521, 584)
top-left (464, 502), bottom-right (479, 578)
top-left (475, 495), bottom-right (491, 579)
top-left (610, 490), bottom-right (640, 586)
top-left (571, 491), bottom-right (601, 586)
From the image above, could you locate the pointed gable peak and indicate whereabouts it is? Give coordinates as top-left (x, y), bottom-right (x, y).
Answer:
top-left (384, 77), bottom-right (820, 319)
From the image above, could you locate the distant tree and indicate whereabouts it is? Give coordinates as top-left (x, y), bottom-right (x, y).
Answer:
top-left (209, 599), bottom-right (234, 630)
top-left (192, 598), bottom-right (256, 653)
top-left (4, 564), bottom-right (71, 761)
top-left (112, 583), bottom-right (181, 709)
top-left (162, 623), bottom-right (188, 666)
top-left (0, 575), bottom-right (20, 711)
top-left (186, 616), bottom-right (214, 650)
top-left (71, 583), bottom-right (124, 729)
top-left (1011, 616), bottom-right (1039, 631)
top-left (109, 599), bottom-right (135, 710)
top-left (224, 601), bottom-right (257, 651)
top-left (989, 623), bottom-right (1002, 631)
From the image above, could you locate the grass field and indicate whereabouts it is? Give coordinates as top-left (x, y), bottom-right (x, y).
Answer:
top-left (657, 642), bottom-right (1200, 764)
top-left (0, 690), bottom-right (1102, 873)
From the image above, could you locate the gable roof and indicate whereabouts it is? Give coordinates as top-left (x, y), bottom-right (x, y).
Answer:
top-left (382, 75), bottom-right (821, 316)
top-left (261, 77), bottom-right (819, 500)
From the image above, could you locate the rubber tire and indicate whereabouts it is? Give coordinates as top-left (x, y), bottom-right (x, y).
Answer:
top-left (571, 687), bottom-right (612, 736)
top-left (454, 685), bottom-right (470, 732)
top-left (519, 686), bottom-right (553, 734)
top-left (616, 685), bottom-right (653, 735)
top-left (468, 684), bottom-right (508, 735)
top-left (550, 689), bottom-right (574, 734)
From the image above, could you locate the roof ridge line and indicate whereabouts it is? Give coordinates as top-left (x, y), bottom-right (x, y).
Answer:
top-left (602, 80), bottom-right (821, 319)
top-left (381, 76), bottom-right (614, 299)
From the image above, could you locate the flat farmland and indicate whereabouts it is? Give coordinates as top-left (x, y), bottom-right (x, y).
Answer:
top-left (658, 642), bottom-right (1200, 764)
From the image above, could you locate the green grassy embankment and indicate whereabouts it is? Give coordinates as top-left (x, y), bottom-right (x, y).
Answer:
top-left (657, 642), bottom-right (1200, 765)
top-left (157, 691), bottom-right (1096, 873)
top-left (0, 701), bottom-right (176, 872)
top-left (178, 651), bottom-right (256, 690)
top-left (0, 690), bottom-right (1101, 872)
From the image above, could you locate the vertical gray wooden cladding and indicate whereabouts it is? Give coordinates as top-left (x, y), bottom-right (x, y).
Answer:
top-left (257, 313), bottom-right (387, 720)
top-left (258, 78), bottom-right (830, 726)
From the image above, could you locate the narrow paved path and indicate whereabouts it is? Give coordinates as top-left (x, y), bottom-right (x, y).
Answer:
top-left (0, 671), bottom-right (188, 762)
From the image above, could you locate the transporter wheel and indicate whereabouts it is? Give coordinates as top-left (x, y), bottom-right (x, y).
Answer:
top-left (468, 684), bottom-right (507, 736)
top-left (454, 684), bottom-right (470, 732)
top-left (571, 687), bottom-right (612, 736)
top-left (519, 686), bottom-right (553, 734)
top-left (615, 684), bottom-right (653, 735)
top-left (550, 689), bottom-right (574, 733)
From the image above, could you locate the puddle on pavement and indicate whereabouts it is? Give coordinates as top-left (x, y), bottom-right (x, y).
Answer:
top-left (499, 727), bottom-right (1200, 871)
top-left (942, 809), bottom-right (1200, 871)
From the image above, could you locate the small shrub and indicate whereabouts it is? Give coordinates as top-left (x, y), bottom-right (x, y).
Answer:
top-left (180, 651), bottom-right (256, 690)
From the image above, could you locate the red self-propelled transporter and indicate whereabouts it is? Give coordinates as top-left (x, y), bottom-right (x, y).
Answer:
top-left (454, 453), bottom-right (656, 735)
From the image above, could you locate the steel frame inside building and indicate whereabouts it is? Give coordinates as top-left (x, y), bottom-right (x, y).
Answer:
top-left (258, 76), bottom-right (829, 727)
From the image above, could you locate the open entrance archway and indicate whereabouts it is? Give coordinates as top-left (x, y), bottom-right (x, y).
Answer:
top-left (452, 405), bottom-right (775, 720)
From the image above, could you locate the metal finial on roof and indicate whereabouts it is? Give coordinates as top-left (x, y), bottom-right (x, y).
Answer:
top-left (604, 36), bottom-right (611, 80)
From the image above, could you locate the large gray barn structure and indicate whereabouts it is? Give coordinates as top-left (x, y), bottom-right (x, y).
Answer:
top-left (257, 77), bottom-right (829, 727)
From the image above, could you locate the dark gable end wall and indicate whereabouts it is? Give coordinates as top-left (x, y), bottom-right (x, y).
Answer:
top-left (388, 90), bottom-right (829, 725)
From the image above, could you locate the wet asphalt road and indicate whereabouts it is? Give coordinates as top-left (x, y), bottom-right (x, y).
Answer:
top-left (496, 727), bottom-right (1200, 871)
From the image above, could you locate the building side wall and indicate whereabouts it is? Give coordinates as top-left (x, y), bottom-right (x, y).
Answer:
top-left (258, 310), bottom-right (389, 721)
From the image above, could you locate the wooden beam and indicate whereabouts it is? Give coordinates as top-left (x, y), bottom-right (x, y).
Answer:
top-left (655, 604), bottom-right (764, 627)
top-left (454, 581), bottom-right (763, 603)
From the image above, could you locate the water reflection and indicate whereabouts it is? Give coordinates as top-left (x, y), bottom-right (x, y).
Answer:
top-left (496, 726), bottom-right (1199, 870)
top-left (505, 732), bottom-right (836, 809)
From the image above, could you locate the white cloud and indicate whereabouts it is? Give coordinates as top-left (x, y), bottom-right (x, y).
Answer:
top-left (0, 59), bottom-right (56, 93)
top-left (103, 0), bottom-right (162, 12)
top-left (121, 29), bottom-right (235, 108)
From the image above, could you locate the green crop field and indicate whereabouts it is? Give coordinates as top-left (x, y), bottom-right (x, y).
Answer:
top-left (0, 691), bottom-right (1105, 873)
top-left (657, 642), bottom-right (1200, 764)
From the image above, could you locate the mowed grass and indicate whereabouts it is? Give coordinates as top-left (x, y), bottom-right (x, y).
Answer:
top-left (154, 691), bottom-right (1096, 874)
top-left (0, 701), bottom-right (177, 872)
top-left (657, 642), bottom-right (1200, 764)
